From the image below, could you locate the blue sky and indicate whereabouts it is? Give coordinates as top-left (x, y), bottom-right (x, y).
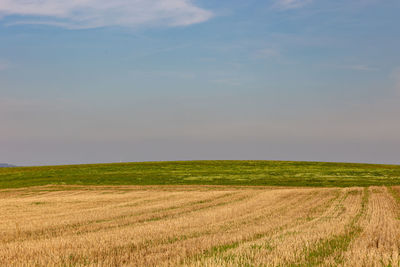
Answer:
top-left (1, 0), bottom-right (400, 165)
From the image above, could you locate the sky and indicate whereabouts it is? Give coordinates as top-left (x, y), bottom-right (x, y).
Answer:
top-left (1, 0), bottom-right (400, 166)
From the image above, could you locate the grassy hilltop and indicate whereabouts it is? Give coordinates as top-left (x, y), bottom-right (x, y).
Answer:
top-left (1, 160), bottom-right (400, 189)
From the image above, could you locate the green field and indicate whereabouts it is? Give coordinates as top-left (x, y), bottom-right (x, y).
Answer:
top-left (1, 160), bottom-right (400, 189)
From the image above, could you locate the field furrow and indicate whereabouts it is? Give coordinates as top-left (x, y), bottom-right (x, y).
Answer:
top-left (343, 187), bottom-right (400, 266)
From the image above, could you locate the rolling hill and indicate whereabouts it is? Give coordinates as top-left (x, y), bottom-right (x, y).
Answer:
top-left (1, 160), bottom-right (400, 188)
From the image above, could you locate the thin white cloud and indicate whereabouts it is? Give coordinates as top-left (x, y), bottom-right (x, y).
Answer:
top-left (274, 0), bottom-right (313, 9)
top-left (322, 63), bottom-right (379, 72)
top-left (255, 48), bottom-right (280, 59)
top-left (342, 64), bottom-right (378, 71)
top-left (0, 0), bottom-right (213, 29)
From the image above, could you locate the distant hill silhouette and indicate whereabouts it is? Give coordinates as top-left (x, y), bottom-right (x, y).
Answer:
top-left (0, 163), bottom-right (16, 167)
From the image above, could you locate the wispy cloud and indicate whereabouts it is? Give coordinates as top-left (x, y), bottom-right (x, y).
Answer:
top-left (254, 48), bottom-right (280, 59)
top-left (274, 0), bottom-right (313, 10)
top-left (0, 0), bottom-right (213, 29)
top-left (322, 63), bottom-right (379, 72)
top-left (341, 64), bottom-right (378, 72)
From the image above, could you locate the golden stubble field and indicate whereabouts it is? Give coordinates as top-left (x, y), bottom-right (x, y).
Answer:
top-left (0, 185), bottom-right (399, 266)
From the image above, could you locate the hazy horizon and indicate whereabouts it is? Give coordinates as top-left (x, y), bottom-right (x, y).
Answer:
top-left (4, 159), bottom-right (400, 168)
top-left (1, 0), bottom-right (400, 166)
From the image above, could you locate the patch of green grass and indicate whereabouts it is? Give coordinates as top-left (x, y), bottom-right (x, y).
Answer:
top-left (301, 188), bottom-right (370, 266)
top-left (388, 186), bottom-right (400, 204)
top-left (31, 201), bottom-right (46, 205)
top-left (387, 186), bottom-right (400, 220)
top-left (250, 241), bottom-right (274, 251)
top-left (1, 160), bottom-right (400, 189)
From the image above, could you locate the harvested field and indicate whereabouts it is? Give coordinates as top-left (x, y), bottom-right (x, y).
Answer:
top-left (1, 185), bottom-right (399, 266)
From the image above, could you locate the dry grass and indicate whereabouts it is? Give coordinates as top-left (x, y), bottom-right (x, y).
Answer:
top-left (0, 185), bottom-right (399, 266)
